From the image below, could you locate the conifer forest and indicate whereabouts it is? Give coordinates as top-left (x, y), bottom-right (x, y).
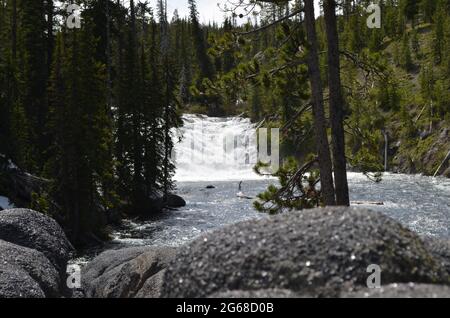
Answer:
top-left (0, 0), bottom-right (449, 300)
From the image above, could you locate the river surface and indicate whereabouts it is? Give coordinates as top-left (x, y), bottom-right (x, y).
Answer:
top-left (105, 115), bottom-right (450, 252)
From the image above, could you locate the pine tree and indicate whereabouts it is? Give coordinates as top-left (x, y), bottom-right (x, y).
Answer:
top-left (47, 16), bottom-right (114, 245)
top-left (400, 0), bottom-right (419, 27)
top-left (400, 33), bottom-right (413, 70)
top-left (17, 0), bottom-right (50, 172)
top-left (420, 0), bottom-right (436, 23)
top-left (432, 1), bottom-right (445, 65)
top-left (188, 0), bottom-right (214, 81)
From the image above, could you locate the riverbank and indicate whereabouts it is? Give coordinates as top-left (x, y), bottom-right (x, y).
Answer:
top-left (391, 126), bottom-right (450, 177)
top-left (81, 205), bottom-right (447, 298)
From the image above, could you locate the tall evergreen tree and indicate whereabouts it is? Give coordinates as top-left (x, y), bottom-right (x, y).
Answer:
top-left (188, 0), bottom-right (214, 81)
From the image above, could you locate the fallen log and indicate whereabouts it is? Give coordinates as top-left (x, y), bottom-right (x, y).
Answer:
top-left (351, 201), bottom-right (384, 206)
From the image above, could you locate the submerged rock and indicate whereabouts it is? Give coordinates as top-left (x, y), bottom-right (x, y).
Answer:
top-left (0, 209), bottom-right (74, 275)
top-left (161, 207), bottom-right (449, 298)
top-left (82, 246), bottom-right (177, 298)
top-left (0, 240), bottom-right (61, 298)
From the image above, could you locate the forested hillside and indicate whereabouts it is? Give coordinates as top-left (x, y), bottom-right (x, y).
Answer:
top-left (200, 0), bottom-right (450, 178)
top-left (0, 0), bottom-right (449, 245)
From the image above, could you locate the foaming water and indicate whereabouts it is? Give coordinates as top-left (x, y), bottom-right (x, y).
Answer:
top-left (172, 114), bottom-right (263, 182)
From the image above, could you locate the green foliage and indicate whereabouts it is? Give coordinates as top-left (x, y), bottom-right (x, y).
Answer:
top-left (253, 158), bottom-right (322, 214)
top-left (432, 2), bottom-right (446, 64)
top-left (399, 33), bottom-right (413, 70)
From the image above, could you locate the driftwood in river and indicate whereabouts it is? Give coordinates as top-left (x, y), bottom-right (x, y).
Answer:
top-left (351, 201), bottom-right (384, 206)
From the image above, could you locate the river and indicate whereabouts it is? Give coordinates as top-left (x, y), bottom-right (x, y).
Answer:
top-left (105, 115), bottom-right (450, 251)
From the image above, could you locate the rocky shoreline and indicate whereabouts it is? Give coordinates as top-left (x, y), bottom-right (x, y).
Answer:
top-left (1, 207), bottom-right (449, 298)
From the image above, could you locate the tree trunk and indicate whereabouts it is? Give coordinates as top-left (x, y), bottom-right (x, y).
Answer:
top-left (323, 0), bottom-right (350, 206)
top-left (46, 0), bottom-right (54, 76)
top-left (303, 0), bottom-right (336, 206)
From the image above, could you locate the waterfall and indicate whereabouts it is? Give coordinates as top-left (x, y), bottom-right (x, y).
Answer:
top-left (173, 115), bottom-right (262, 182)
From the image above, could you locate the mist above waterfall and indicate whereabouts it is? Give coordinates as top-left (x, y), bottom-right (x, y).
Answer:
top-left (173, 114), bottom-right (265, 182)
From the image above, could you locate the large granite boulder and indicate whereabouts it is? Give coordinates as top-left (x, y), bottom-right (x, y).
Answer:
top-left (161, 207), bottom-right (449, 298)
top-left (0, 265), bottom-right (45, 298)
top-left (343, 283), bottom-right (450, 298)
top-left (0, 240), bottom-right (61, 297)
top-left (83, 246), bottom-right (177, 298)
top-left (0, 209), bottom-right (74, 275)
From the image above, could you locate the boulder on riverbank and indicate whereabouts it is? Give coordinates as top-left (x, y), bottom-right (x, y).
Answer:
top-left (82, 246), bottom-right (177, 298)
top-left (0, 240), bottom-right (61, 297)
top-left (161, 207), bottom-right (449, 298)
top-left (0, 209), bottom-right (74, 276)
top-left (0, 208), bottom-right (74, 298)
top-left (166, 194), bottom-right (186, 208)
top-left (141, 193), bottom-right (186, 216)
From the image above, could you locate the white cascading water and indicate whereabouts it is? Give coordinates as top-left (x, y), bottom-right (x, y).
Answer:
top-left (173, 114), bottom-right (262, 182)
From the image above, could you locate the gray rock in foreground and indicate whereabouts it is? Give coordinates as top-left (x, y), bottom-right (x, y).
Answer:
top-left (343, 283), bottom-right (450, 298)
top-left (0, 265), bottom-right (45, 298)
top-left (83, 246), bottom-right (177, 298)
top-left (0, 209), bottom-right (74, 274)
top-left (0, 240), bottom-right (61, 297)
top-left (134, 269), bottom-right (166, 298)
top-left (161, 207), bottom-right (449, 298)
top-left (209, 289), bottom-right (302, 298)
top-left (423, 238), bottom-right (450, 277)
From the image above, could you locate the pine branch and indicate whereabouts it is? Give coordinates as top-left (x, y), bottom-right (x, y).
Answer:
top-left (235, 8), bottom-right (303, 36)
